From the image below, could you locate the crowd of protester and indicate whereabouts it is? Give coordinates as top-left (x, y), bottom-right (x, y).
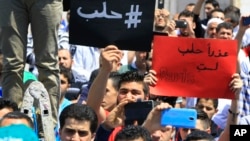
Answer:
top-left (0, 0), bottom-right (250, 141)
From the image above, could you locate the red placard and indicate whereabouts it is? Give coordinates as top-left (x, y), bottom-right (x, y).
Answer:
top-left (151, 36), bottom-right (238, 99)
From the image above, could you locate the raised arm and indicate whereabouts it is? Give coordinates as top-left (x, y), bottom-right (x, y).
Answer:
top-left (86, 45), bottom-right (122, 124)
top-left (193, 0), bottom-right (205, 38)
top-left (234, 15), bottom-right (250, 72)
top-left (218, 73), bottom-right (243, 141)
top-left (192, 0), bottom-right (205, 15)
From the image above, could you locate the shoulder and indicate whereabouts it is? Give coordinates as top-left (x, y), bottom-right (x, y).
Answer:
top-left (239, 115), bottom-right (250, 125)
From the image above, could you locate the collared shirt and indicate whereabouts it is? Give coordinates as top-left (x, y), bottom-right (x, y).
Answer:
top-left (238, 49), bottom-right (250, 120)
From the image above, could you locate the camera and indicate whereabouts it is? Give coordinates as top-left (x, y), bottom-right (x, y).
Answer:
top-left (175, 20), bottom-right (188, 28)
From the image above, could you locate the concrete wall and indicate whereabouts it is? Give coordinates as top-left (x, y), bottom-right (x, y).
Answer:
top-left (239, 0), bottom-right (250, 15)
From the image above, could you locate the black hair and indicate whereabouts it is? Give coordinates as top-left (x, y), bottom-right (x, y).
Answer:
top-left (0, 98), bottom-right (18, 111)
top-left (216, 22), bottom-right (233, 33)
top-left (59, 104), bottom-right (98, 133)
top-left (59, 66), bottom-right (72, 84)
top-left (58, 48), bottom-right (73, 59)
top-left (196, 98), bottom-right (218, 109)
top-left (149, 95), bottom-right (177, 108)
top-left (109, 72), bottom-right (121, 91)
top-left (115, 125), bottom-right (152, 141)
top-left (205, 0), bottom-right (220, 8)
top-left (178, 10), bottom-right (195, 22)
top-left (0, 111), bottom-right (34, 129)
top-left (210, 8), bottom-right (224, 16)
top-left (185, 129), bottom-right (215, 141)
top-left (118, 71), bottom-right (149, 96)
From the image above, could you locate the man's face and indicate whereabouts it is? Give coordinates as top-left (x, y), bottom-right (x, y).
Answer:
top-left (151, 126), bottom-right (174, 141)
top-left (101, 79), bottom-right (118, 111)
top-left (216, 28), bottom-right (233, 39)
top-left (178, 16), bottom-right (195, 37)
top-left (179, 119), bottom-right (209, 141)
top-left (117, 82), bottom-right (147, 102)
top-left (211, 11), bottom-right (225, 20)
top-left (60, 74), bottom-right (70, 96)
top-left (207, 22), bottom-right (219, 38)
top-left (204, 3), bottom-right (215, 17)
top-left (196, 99), bottom-right (217, 119)
top-left (59, 50), bottom-right (73, 69)
top-left (59, 118), bottom-right (94, 141)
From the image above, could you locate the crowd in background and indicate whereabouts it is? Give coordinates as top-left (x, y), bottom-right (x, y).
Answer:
top-left (0, 0), bottom-right (250, 141)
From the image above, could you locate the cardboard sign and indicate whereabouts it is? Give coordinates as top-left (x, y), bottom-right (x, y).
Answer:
top-left (69, 0), bottom-right (155, 51)
top-left (151, 36), bottom-right (238, 99)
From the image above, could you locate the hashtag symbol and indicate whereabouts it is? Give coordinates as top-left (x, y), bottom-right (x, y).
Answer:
top-left (124, 5), bottom-right (142, 29)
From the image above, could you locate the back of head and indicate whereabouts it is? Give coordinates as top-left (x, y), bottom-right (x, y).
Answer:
top-left (59, 104), bottom-right (98, 133)
top-left (115, 125), bottom-right (152, 141)
top-left (0, 124), bottom-right (39, 141)
top-left (0, 111), bottom-right (34, 129)
top-left (185, 130), bottom-right (215, 141)
top-left (224, 5), bottom-right (241, 16)
top-left (224, 5), bottom-right (240, 26)
top-left (224, 11), bottom-right (241, 26)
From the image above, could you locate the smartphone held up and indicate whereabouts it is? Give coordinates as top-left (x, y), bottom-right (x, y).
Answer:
top-left (242, 16), bottom-right (250, 26)
top-left (161, 108), bottom-right (197, 128)
top-left (175, 20), bottom-right (188, 28)
top-left (124, 100), bottom-right (154, 126)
